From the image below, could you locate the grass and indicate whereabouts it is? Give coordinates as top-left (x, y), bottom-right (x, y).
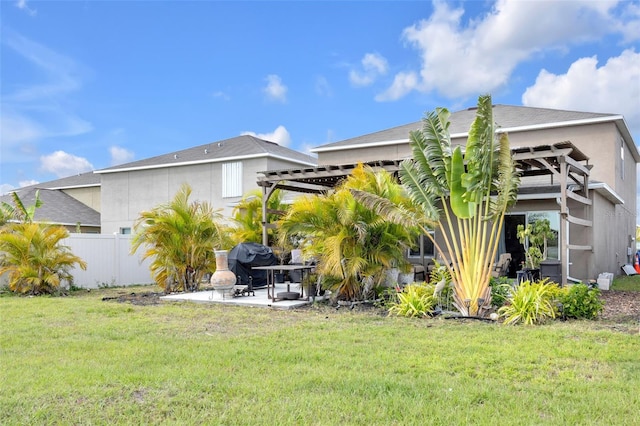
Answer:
top-left (611, 274), bottom-right (640, 291)
top-left (1, 286), bottom-right (639, 425)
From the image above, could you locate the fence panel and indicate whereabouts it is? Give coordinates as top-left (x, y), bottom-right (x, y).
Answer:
top-left (63, 234), bottom-right (154, 288)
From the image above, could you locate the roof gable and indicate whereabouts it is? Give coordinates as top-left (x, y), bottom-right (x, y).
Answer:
top-left (96, 135), bottom-right (317, 174)
top-left (1, 188), bottom-right (100, 227)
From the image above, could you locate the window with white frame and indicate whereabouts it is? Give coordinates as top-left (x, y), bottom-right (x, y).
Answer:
top-left (620, 138), bottom-right (625, 180)
top-left (222, 161), bottom-right (243, 198)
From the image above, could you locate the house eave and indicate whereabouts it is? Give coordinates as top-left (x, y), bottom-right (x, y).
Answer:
top-left (95, 153), bottom-right (317, 174)
top-left (311, 115), bottom-right (637, 158)
top-left (589, 182), bottom-right (624, 204)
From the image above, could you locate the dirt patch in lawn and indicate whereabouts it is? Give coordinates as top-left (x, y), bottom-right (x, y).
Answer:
top-left (102, 291), bottom-right (164, 305)
top-left (599, 290), bottom-right (640, 322)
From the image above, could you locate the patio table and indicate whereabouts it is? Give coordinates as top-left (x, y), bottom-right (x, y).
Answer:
top-left (253, 264), bottom-right (315, 303)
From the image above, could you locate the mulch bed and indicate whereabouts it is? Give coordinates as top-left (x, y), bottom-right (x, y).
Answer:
top-left (599, 290), bottom-right (640, 322)
top-left (103, 289), bottom-right (640, 324)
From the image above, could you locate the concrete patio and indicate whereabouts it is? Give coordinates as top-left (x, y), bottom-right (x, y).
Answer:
top-left (161, 282), bottom-right (328, 309)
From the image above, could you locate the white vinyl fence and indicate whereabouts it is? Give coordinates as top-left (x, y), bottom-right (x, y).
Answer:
top-left (62, 233), bottom-right (154, 288)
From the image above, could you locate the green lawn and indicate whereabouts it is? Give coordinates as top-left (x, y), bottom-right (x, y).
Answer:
top-left (1, 286), bottom-right (638, 425)
top-left (612, 274), bottom-right (640, 291)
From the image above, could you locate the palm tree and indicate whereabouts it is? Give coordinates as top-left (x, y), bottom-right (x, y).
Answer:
top-left (0, 222), bottom-right (87, 295)
top-left (278, 164), bottom-right (419, 301)
top-left (354, 95), bottom-right (520, 315)
top-left (229, 188), bottom-right (286, 246)
top-left (131, 184), bottom-right (231, 293)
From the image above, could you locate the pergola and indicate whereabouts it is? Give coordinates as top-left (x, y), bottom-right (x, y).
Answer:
top-left (256, 141), bottom-right (592, 285)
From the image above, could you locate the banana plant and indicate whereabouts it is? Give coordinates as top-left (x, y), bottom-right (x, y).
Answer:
top-left (354, 95), bottom-right (520, 315)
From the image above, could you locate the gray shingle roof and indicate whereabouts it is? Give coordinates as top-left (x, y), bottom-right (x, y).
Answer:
top-left (96, 135), bottom-right (317, 173)
top-left (313, 104), bottom-right (619, 151)
top-left (17, 172), bottom-right (100, 191)
top-left (1, 188), bottom-right (100, 227)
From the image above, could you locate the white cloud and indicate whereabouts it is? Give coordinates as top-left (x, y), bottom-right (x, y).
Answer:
top-left (522, 49), bottom-right (640, 136)
top-left (109, 145), bottom-right (135, 165)
top-left (241, 125), bottom-right (292, 147)
top-left (1, 184), bottom-right (17, 195)
top-left (349, 52), bottom-right (389, 87)
top-left (15, 0), bottom-right (37, 16)
top-left (375, 71), bottom-right (419, 102)
top-left (263, 74), bottom-right (287, 103)
top-left (617, 1), bottom-right (640, 43)
top-left (39, 151), bottom-right (93, 178)
top-left (380, 0), bottom-right (633, 100)
top-left (19, 179), bottom-right (39, 188)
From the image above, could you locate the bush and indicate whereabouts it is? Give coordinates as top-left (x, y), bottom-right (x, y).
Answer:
top-left (498, 279), bottom-right (561, 325)
top-left (388, 283), bottom-right (437, 318)
top-left (558, 283), bottom-right (603, 319)
top-left (488, 276), bottom-right (512, 308)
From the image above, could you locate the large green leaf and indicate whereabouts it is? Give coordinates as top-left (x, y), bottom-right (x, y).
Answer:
top-left (450, 146), bottom-right (474, 219)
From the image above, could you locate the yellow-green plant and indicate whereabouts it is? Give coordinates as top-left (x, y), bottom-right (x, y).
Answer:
top-left (0, 222), bottom-right (87, 294)
top-left (278, 164), bottom-right (420, 301)
top-left (353, 94), bottom-right (520, 315)
top-left (498, 279), bottom-right (561, 325)
top-left (229, 188), bottom-right (286, 246)
top-left (558, 283), bottom-right (603, 319)
top-left (1, 190), bottom-right (42, 225)
top-left (388, 283), bottom-right (437, 318)
top-left (131, 184), bottom-right (231, 293)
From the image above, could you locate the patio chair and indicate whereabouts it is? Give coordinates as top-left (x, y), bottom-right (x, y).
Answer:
top-left (491, 253), bottom-right (511, 278)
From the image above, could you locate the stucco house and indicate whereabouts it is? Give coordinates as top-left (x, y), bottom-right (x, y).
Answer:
top-left (258, 104), bottom-right (638, 285)
top-left (95, 135), bottom-right (317, 234)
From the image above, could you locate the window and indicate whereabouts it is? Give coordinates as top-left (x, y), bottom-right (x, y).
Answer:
top-left (120, 227), bottom-right (131, 235)
top-left (526, 212), bottom-right (560, 260)
top-left (222, 161), bottom-right (243, 198)
top-left (620, 138), bottom-right (625, 180)
top-left (408, 233), bottom-right (435, 259)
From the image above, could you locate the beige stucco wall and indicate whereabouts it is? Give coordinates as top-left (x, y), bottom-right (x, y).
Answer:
top-left (318, 144), bottom-right (413, 166)
top-left (100, 157), bottom-right (314, 234)
top-left (62, 186), bottom-right (101, 212)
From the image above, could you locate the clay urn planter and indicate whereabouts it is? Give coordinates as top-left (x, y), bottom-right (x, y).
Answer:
top-left (210, 249), bottom-right (237, 299)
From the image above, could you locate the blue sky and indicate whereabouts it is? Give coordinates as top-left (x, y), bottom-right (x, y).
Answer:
top-left (1, 0), bottom-right (639, 194)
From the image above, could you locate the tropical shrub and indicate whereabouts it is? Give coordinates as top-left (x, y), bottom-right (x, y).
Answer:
top-left (278, 164), bottom-right (420, 301)
top-left (388, 283), bottom-right (437, 318)
top-left (0, 222), bottom-right (87, 295)
top-left (229, 188), bottom-right (286, 246)
top-left (498, 279), bottom-right (561, 325)
top-left (353, 94), bottom-right (520, 315)
top-left (1, 190), bottom-right (42, 225)
top-left (558, 283), bottom-right (603, 319)
top-left (131, 184), bottom-right (231, 293)
top-left (489, 276), bottom-right (512, 308)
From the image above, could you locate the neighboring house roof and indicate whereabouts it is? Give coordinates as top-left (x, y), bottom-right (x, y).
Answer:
top-left (1, 187), bottom-right (101, 228)
top-left (312, 104), bottom-right (639, 161)
top-left (16, 171), bottom-right (100, 191)
top-left (95, 135), bottom-right (318, 174)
